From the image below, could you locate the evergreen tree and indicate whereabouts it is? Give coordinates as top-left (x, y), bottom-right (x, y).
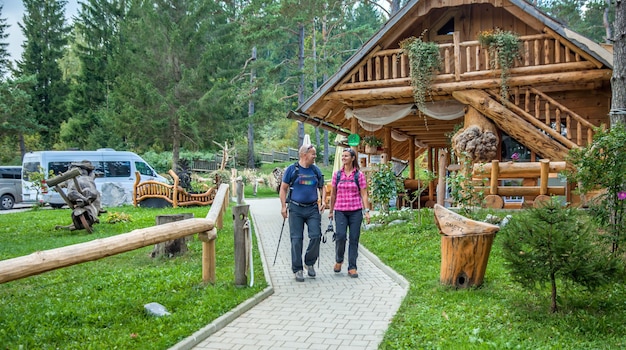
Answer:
top-left (0, 75), bottom-right (41, 159)
top-left (16, 0), bottom-right (71, 149)
top-left (0, 4), bottom-right (10, 78)
top-left (108, 0), bottom-right (247, 169)
top-left (500, 198), bottom-right (621, 313)
top-left (59, 0), bottom-right (127, 149)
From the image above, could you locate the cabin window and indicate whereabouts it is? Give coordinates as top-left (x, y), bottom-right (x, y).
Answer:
top-left (501, 133), bottom-right (531, 161)
top-left (437, 18), bottom-right (455, 36)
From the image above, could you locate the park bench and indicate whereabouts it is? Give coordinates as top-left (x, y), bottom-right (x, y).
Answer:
top-left (133, 169), bottom-right (217, 208)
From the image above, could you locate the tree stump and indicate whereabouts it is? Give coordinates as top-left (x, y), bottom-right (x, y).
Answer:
top-left (434, 204), bottom-right (500, 288)
top-left (151, 213), bottom-right (194, 258)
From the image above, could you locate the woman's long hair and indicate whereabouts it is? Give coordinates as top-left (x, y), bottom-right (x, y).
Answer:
top-left (343, 148), bottom-right (359, 171)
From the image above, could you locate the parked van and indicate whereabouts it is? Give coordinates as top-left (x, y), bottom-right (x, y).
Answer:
top-left (0, 166), bottom-right (23, 210)
top-left (22, 149), bottom-right (168, 207)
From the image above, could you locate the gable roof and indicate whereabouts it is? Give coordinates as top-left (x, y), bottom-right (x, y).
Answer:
top-left (298, 0), bottom-right (612, 115)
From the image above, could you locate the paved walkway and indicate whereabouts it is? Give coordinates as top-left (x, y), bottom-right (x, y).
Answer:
top-left (174, 197), bottom-right (408, 350)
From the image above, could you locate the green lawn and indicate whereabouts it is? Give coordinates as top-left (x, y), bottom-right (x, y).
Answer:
top-left (361, 209), bottom-right (626, 349)
top-left (0, 204), bottom-right (267, 349)
top-left (4, 193), bottom-right (626, 349)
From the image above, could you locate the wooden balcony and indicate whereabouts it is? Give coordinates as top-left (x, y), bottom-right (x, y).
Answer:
top-left (336, 30), bottom-right (600, 92)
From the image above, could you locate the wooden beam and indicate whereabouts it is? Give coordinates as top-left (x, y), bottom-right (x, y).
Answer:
top-left (326, 69), bottom-right (611, 101)
top-left (452, 89), bottom-right (570, 161)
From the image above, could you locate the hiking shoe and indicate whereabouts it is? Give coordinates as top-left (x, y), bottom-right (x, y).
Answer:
top-left (333, 262), bottom-right (342, 273)
top-left (306, 265), bottom-right (316, 278)
top-left (348, 269), bottom-right (359, 278)
top-left (294, 270), bottom-right (305, 282)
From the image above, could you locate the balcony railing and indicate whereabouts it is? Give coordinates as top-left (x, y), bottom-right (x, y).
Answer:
top-left (338, 31), bottom-right (594, 91)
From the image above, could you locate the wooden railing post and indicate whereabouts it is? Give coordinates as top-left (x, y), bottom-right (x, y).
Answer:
top-left (233, 205), bottom-right (250, 286)
top-left (198, 228), bottom-right (217, 284)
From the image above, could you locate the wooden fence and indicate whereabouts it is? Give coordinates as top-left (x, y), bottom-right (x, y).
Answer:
top-left (472, 159), bottom-right (567, 208)
top-left (0, 183), bottom-right (230, 285)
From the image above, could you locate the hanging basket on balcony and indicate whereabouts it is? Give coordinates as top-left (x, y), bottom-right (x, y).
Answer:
top-left (400, 34), bottom-right (441, 111)
top-left (477, 29), bottom-right (522, 102)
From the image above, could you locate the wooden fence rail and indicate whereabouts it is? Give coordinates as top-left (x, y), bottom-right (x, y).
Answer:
top-left (472, 159), bottom-right (567, 208)
top-left (0, 183), bottom-right (230, 285)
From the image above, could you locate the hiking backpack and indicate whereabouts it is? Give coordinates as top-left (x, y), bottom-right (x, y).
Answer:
top-left (335, 169), bottom-right (360, 191)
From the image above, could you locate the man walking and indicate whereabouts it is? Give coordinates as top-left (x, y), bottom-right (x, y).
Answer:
top-left (279, 144), bottom-right (326, 282)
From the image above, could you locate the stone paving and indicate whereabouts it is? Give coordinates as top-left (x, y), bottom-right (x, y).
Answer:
top-left (174, 197), bottom-right (408, 350)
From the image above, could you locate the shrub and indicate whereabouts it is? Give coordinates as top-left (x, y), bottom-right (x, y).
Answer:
top-left (500, 198), bottom-right (622, 313)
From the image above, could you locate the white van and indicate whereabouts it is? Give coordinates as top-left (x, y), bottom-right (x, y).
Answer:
top-left (22, 149), bottom-right (168, 207)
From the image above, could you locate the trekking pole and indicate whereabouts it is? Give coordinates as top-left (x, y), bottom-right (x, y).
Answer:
top-left (273, 217), bottom-right (287, 265)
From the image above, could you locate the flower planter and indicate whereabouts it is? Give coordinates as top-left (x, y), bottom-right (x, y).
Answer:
top-left (365, 145), bottom-right (377, 154)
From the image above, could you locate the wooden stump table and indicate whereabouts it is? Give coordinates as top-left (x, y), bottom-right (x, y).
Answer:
top-left (434, 204), bottom-right (500, 288)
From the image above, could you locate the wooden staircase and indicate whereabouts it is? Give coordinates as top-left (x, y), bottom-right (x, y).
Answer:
top-left (453, 87), bottom-right (601, 160)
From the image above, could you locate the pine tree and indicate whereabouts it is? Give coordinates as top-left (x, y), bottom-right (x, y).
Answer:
top-left (16, 0), bottom-right (70, 148)
top-left (500, 198), bottom-right (621, 313)
top-left (0, 4), bottom-right (11, 78)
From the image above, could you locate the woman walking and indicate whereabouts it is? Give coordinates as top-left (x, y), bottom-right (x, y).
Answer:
top-left (328, 148), bottom-right (370, 278)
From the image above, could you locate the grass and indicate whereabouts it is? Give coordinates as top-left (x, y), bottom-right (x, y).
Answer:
top-left (0, 204), bottom-right (267, 349)
top-left (361, 208), bottom-right (626, 349)
top-left (8, 181), bottom-right (626, 349)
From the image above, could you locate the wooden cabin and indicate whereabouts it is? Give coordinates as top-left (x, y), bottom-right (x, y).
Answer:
top-left (288, 0), bottom-right (612, 208)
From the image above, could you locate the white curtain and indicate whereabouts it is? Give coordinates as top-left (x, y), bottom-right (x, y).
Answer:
top-left (345, 101), bottom-right (465, 126)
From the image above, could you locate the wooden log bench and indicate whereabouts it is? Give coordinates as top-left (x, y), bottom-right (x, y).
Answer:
top-left (133, 169), bottom-right (217, 208)
top-left (472, 159), bottom-right (568, 209)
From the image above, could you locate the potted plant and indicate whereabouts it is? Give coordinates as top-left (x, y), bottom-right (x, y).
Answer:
top-left (478, 29), bottom-right (521, 102)
top-left (370, 163), bottom-right (404, 213)
top-left (399, 34), bottom-right (441, 111)
top-left (363, 135), bottom-right (383, 154)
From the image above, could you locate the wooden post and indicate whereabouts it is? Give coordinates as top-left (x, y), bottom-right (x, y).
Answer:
top-left (151, 213), bottom-right (194, 258)
top-left (437, 149), bottom-right (447, 206)
top-left (434, 204), bottom-right (500, 288)
top-left (198, 228), bottom-right (217, 284)
top-left (236, 177), bottom-right (244, 204)
top-left (484, 160), bottom-right (504, 209)
top-left (539, 159), bottom-right (549, 195)
top-left (233, 205), bottom-right (250, 286)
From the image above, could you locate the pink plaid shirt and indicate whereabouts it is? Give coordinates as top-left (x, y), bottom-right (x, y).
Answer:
top-left (332, 168), bottom-right (367, 211)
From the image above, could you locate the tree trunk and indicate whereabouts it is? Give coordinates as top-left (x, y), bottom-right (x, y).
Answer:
top-left (171, 114), bottom-right (180, 173)
top-left (434, 204), bottom-right (500, 288)
top-left (248, 47), bottom-right (256, 169)
top-left (297, 23), bottom-right (305, 147)
top-left (550, 271), bottom-right (558, 313)
top-left (611, 0), bottom-right (626, 126)
top-left (151, 213), bottom-right (194, 258)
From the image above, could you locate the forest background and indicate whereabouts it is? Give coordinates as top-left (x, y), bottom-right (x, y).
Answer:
top-left (0, 0), bottom-right (616, 172)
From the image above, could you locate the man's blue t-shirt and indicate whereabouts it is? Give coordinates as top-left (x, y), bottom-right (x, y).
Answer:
top-left (282, 164), bottom-right (323, 204)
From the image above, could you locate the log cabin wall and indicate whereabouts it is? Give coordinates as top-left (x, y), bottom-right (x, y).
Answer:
top-left (292, 0), bottom-right (613, 206)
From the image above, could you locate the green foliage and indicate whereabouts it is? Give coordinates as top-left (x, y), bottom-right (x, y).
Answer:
top-left (447, 153), bottom-right (486, 216)
top-left (360, 209), bottom-right (626, 348)
top-left (26, 166), bottom-right (55, 206)
top-left (500, 198), bottom-right (622, 313)
top-left (369, 163), bottom-right (404, 213)
top-left (0, 205), bottom-right (267, 349)
top-left (363, 135), bottom-right (383, 147)
top-left (399, 34), bottom-right (441, 110)
top-left (478, 29), bottom-right (521, 101)
top-left (17, 0), bottom-right (70, 148)
top-left (104, 212), bottom-right (132, 224)
top-left (564, 124), bottom-right (626, 251)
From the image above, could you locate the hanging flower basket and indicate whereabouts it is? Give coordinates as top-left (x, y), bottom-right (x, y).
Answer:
top-left (363, 135), bottom-right (382, 154)
top-left (365, 145), bottom-right (378, 154)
